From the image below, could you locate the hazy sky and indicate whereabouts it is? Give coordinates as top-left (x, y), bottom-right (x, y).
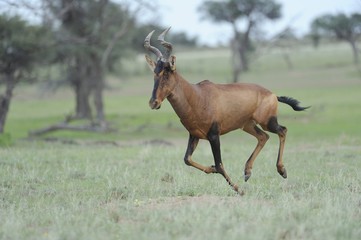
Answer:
top-left (151, 0), bottom-right (359, 46)
top-left (1, 0), bottom-right (358, 46)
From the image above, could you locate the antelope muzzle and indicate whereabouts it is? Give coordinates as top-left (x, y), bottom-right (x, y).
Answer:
top-left (149, 98), bottom-right (161, 110)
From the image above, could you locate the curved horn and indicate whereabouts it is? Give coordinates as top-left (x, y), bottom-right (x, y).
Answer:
top-left (144, 30), bottom-right (163, 60)
top-left (158, 27), bottom-right (173, 60)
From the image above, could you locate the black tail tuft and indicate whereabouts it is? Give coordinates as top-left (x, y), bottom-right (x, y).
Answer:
top-left (277, 96), bottom-right (310, 111)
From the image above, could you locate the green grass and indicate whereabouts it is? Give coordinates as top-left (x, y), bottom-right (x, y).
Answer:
top-left (1, 42), bottom-right (361, 239)
top-left (1, 140), bottom-right (360, 239)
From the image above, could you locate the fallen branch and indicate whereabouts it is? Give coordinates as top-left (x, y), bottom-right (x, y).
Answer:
top-left (28, 121), bottom-right (115, 137)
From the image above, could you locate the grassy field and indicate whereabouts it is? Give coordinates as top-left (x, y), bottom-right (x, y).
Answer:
top-left (1, 42), bottom-right (361, 239)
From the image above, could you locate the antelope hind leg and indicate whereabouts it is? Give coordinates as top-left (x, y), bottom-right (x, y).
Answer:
top-left (242, 122), bottom-right (269, 182)
top-left (265, 116), bottom-right (288, 178)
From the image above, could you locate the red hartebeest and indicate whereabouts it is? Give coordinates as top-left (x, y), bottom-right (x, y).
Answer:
top-left (144, 27), bottom-right (309, 195)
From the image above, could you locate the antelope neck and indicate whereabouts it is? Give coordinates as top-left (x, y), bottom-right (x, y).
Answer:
top-left (167, 73), bottom-right (197, 121)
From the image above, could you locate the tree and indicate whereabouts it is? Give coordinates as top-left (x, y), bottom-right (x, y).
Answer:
top-left (199, 0), bottom-right (282, 82)
top-left (0, 0), bottom-right (150, 136)
top-left (23, 0), bottom-right (150, 136)
top-left (311, 13), bottom-right (361, 65)
top-left (45, 0), bottom-right (137, 126)
top-left (0, 15), bottom-right (46, 133)
top-left (273, 28), bottom-right (297, 70)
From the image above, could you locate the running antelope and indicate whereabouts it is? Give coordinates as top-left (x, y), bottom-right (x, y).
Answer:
top-left (144, 27), bottom-right (309, 195)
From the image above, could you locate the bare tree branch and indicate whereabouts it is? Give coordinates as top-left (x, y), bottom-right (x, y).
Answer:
top-left (101, 18), bottom-right (132, 68)
top-left (101, 1), bottom-right (145, 68)
top-left (28, 121), bottom-right (116, 136)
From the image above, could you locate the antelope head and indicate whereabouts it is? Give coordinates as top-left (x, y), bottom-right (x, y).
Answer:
top-left (144, 27), bottom-right (177, 110)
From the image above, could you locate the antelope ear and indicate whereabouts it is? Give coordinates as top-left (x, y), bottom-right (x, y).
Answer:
top-left (145, 55), bottom-right (156, 72)
top-left (170, 55), bottom-right (176, 71)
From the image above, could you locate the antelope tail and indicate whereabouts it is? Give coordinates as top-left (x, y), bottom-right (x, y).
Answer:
top-left (277, 96), bottom-right (310, 111)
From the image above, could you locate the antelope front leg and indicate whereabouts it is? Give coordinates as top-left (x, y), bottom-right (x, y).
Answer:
top-left (207, 125), bottom-right (243, 195)
top-left (183, 134), bottom-right (217, 173)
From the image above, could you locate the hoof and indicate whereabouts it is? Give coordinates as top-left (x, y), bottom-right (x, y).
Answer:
top-left (204, 165), bottom-right (217, 174)
top-left (244, 169), bottom-right (252, 182)
top-left (278, 167), bottom-right (287, 179)
top-left (238, 190), bottom-right (245, 196)
top-left (244, 173), bottom-right (251, 182)
top-left (232, 184), bottom-right (245, 196)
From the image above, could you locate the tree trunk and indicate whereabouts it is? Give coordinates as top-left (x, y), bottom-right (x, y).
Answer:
top-left (349, 40), bottom-right (359, 65)
top-left (91, 56), bottom-right (105, 124)
top-left (231, 24), bottom-right (243, 82)
top-left (231, 38), bottom-right (242, 82)
top-left (74, 80), bottom-right (92, 119)
top-left (72, 60), bottom-right (92, 120)
top-left (238, 46), bottom-right (249, 72)
top-left (93, 75), bottom-right (105, 122)
top-left (0, 73), bottom-right (16, 133)
top-left (282, 50), bottom-right (293, 70)
top-left (230, 20), bottom-right (253, 82)
top-left (71, 54), bottom-right (105, 123)
top-left (231, 43), bottom-right (248, 82)
top-left (237, 18), bottom-right (254, 73)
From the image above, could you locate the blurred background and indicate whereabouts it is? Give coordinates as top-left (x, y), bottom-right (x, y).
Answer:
top-left (0, 0), bottom-right (360, 145)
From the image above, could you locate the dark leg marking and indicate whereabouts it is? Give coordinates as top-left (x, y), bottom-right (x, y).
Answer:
top-left (207, 123), bottom-right (222, 172)
top-left (207, 122), bottom-right (243, 195)
top-left (183, 134), bottom-right (213, 173)
top-left (267, 116), bottom-right (288, 178)
top-left (184, 135), bottom-right (198, 166)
